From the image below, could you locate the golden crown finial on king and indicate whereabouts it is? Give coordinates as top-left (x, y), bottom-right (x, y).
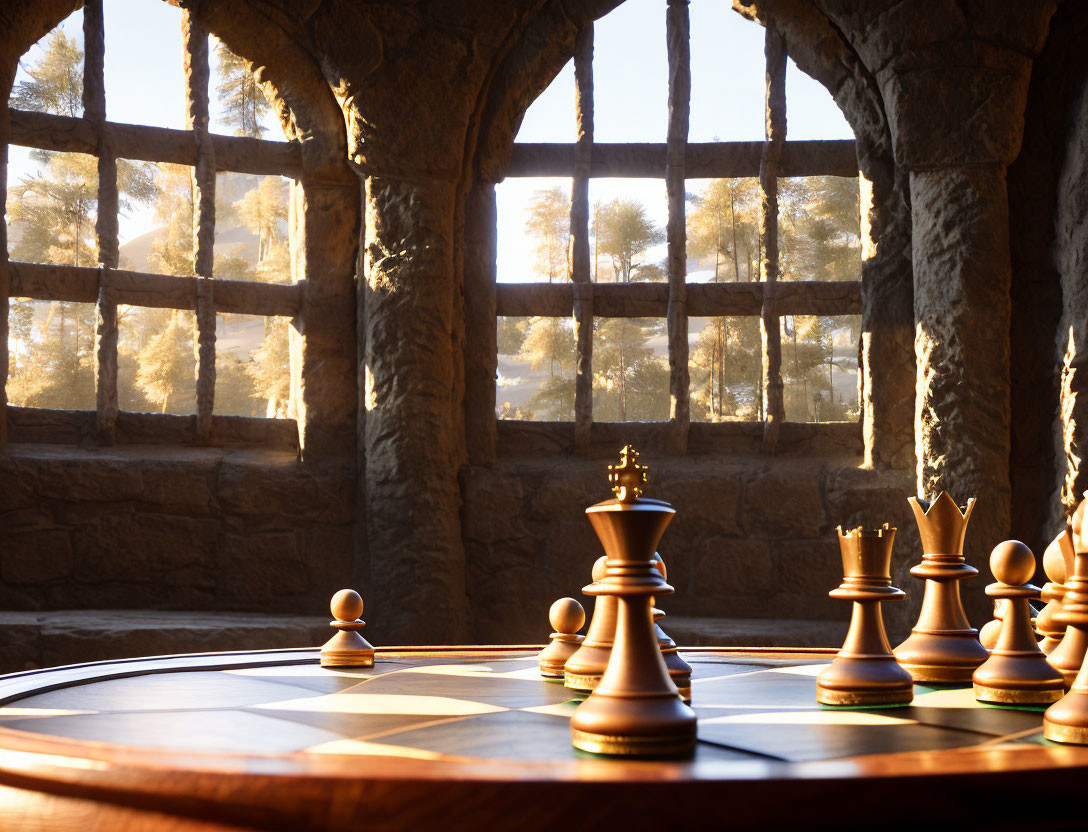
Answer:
top-left (908, 492), bottom-right (975, 556)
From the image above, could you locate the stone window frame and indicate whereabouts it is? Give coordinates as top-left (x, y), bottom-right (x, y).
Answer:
top-left (492, 4), bottom-right (861, 454)
top-left (0, 0), bottom-right (308, 451)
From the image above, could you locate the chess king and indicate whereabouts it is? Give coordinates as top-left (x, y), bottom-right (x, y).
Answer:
top-left (894, 492), bottom-right (989, 683)
top-left (569, 446), bottom-right (697, 757)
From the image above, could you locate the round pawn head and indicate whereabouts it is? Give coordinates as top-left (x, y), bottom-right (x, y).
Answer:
top-left (1044, 539), bottom-right (1069, 584)
top-left (591, 555), bottom-right (607, 583)
top-left (990, 540), bottom-right (1036, 587)
top-left (549, 597), bottom-right (585, 634)
top-left (1074, 496), bottom-right (1088, 554)
top-left (330, 588), bottom-right (364, 622)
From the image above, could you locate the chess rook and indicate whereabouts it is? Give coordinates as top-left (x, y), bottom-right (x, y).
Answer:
top-left (1044, 497), bottom-right (1088, 743)
top-left (538, 598), bottom-right (585, 678)
top-left (893, 493), bottom-right (988, 683)
top-left (320, 588), bottom-right (375, 668)
top-left (817, 525), bottom-right (913, 707)
top-left (973, 541), bottom-right (1064, 705)
top-left (564, 556), bottom-right (617, 692)
top-left (652, 553), bottom-right (692, 703)
top-left (570, 446), bottom-right (697, 757)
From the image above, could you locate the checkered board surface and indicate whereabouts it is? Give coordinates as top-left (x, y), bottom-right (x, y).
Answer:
top-left (0, 652), bottom-right (1053, 764)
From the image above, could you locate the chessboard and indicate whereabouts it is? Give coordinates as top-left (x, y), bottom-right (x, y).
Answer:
top-left (0, 646), bottom-right (1084, 831)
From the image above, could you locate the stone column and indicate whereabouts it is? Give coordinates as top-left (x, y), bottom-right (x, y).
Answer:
top-left (362, 174), bottom-right (468, 642)
top-left (911, 165), bottom-right (1013, 619)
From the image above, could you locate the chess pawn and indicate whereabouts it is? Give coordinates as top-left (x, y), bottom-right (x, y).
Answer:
top-left (652, 554), bottom-right (692, 703)
top-left (972, 541), bottom-right (1064, 705)
top-left (564, 556), bottom-right (618, 693)
top-left (320, 589), bottom-right (374, 668)
top-left (538, 598), bottom-right (585, 678)
top-left (817, 525), bottom-right (914, 707)
top-left (1044, 496), bottom-right (1088, 743)
top-left (1037, 531), bottom-right (1073, 654)
top-left (979, 600), bottom-right (1006, 650)
top-left (894, 492), bottom-right (989, 683)
top-left (1049, 513), bottom-right (1088, 687)
top-left (570, 446), bottom-right (697, 757)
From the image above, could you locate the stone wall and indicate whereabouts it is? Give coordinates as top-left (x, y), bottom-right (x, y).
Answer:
top-left (0, 445), bottom-right (355, 618)
top-left (463, 452), bottom-right (933, 644)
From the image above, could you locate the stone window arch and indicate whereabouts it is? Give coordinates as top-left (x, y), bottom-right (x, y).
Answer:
top-left (465, 0), bottom-right (912, 467)
top-left (1, 0), bottom-right (357, 459)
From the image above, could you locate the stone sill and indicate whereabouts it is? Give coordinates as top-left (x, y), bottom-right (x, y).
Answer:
top-left (6, 406), bottom-right (299, 452)
top-left (666, 616), bottom-right (851, 649)
top-left (0, 610), bottom-right (328, 674)
top-left (0, 441), bottom-right (299, 467)
top-left (497, 419), bottom-right (862, 459)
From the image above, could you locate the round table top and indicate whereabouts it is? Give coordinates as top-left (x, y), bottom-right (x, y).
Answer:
top-left (0, 646), bottom-right (1083, 830)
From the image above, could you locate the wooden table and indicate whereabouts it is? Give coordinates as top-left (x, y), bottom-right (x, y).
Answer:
top-left (0, 646), bottom-right (1083, 830)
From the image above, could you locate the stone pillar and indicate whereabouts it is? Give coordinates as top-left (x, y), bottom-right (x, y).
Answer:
top-left (362, 174), bottom-right (468, 642)
top-left (911, 165), bottom-right (1013, 619)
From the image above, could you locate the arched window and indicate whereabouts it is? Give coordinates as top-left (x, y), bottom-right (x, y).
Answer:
top-left (2, 0), bottom-right (345, 450)
top-left (493, 0), bottom-right (861, 448)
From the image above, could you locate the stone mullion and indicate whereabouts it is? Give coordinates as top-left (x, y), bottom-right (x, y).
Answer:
top-left (571, 25), bottom-right (594, 452)
top-left (0, 136), bottom-right (8, 449)
top-left (364, 174), bottom-right (467, 641)
top-left (464, 183), bottom-right (497, 463)
top-left (759, 25), bottom-right (786, 453)
top-left (184, 13), bottom-right (217, 442)
top-left (666, 0), bottom-right (690, 453)
top-left (82, 0), bottom-right (120, 444)
top-left (912, 166), bottom-right (1012, 585)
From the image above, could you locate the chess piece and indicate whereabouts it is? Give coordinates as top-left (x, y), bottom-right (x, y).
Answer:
top-left (893, 492), bottom-right (988, 683)
top-left (320, 589), bottom-right (374, 668)
top-left (817, 525), bottom-right (914, 707)
top-left (538, 598), bottom-right (585, 678)
top-left (1044, 497), bottom-right (1088, 743)
top-left (1038, 526), bottom-right (1075, 656)
top-left (972, 541), bottom-right (1065, 704)
top-left (651, 554), bottom-right (692, 703)
top-left (1049, 512), bottom-right (1088, 687)
top-left (570, 446), bottom-right (697, 757)
top-left (564, 556), bottom-right (617, 692)
top-left (979, 600), bottom-right (1006, 650)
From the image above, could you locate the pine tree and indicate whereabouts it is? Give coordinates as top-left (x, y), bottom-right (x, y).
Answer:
top-left (593, 199), bottom-right (664, 283)
top-left (215, 39), bottom-right (271, 138)
top-left (9, 29), bottom-right (83, 116)
top-left (524, 187), bottom-right (571, 282)
top-left (233, 177), bottom-right (289, 279)
top-left (246, 318), bottom-right (291, 417)
top-left (134, 311), bottom-right (195, 413)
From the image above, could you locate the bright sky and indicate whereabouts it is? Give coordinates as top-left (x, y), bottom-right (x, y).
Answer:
top-left (7, 0), bottom-right (283, 246)
top-left (497, 0), bottom-right (854, 283)
top-left (7, 0), bottom-right (851, 262)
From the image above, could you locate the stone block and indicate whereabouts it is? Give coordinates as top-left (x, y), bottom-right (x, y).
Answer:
top-left (770, 537), bottom-right (844, 619)
top-left (655, 462), bottom-right (742, 537)
top-left (676, 539), bottom-right (777, 619)
top-left (138, 461), bottom-right (216, 514)
top-left (17, 457), bottom-right (143, 503)
top-left (216, 460), bottom-right (353, 525)
top-left (740, 463), bottom-right (824, 538)
top-left (2, 529), bottom-right (73, 584)
top-left (72, 512), bottom-right (218, 582)
top-left (461, 466), bottom-right (529, 543)
top-left (216, 531), bottom-right (309, 610)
